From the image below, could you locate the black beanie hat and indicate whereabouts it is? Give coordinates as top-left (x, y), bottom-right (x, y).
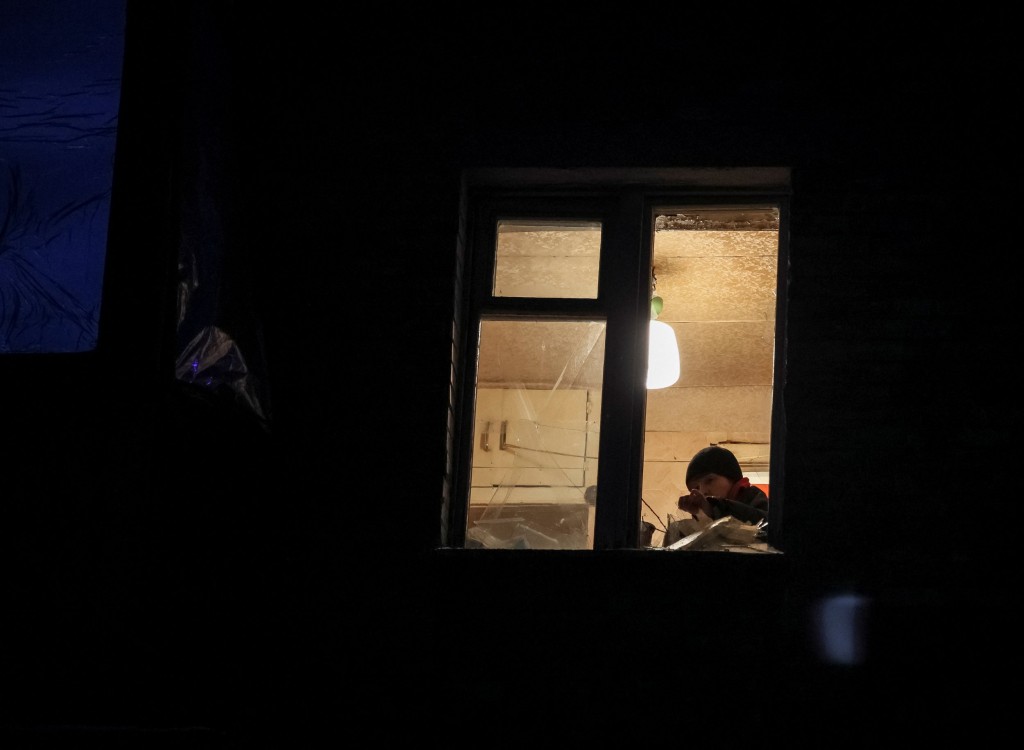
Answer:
top-left (686, 445), bottom-right (742, 485)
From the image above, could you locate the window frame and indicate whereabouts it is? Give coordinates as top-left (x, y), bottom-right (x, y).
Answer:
top-left (446, 169), bottom-right (790, 551)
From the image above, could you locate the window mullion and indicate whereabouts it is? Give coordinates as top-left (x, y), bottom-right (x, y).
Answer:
top-left (592, 191), bottom-right (649, 549)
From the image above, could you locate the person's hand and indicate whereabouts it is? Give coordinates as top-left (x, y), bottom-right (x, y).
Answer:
top-left (678, 488), bottom-right (711, 519)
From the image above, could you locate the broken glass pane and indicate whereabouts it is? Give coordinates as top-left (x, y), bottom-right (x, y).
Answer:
top-left (467, 319), bottom-right (604, 549)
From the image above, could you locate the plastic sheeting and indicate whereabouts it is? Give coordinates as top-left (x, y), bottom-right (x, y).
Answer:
top-left (1, 2), bottom-right (271, 424)
top-left (0, 1), bottom-right (126, 353)
top-left (175, 326), bottom-right (267, 422)
top-left (171, 4), bottom-right (270, 422)
top-left (466, 320), bottom-right (605, 550)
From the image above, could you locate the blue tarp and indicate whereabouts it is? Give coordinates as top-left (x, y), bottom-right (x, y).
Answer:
top-left (0, 0), bottom-right (126, 353)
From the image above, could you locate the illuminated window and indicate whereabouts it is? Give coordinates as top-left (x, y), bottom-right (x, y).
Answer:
top-left (444, 171), bottom-right (789, 550)
top-left (0, 2), bottom-right (125, 354)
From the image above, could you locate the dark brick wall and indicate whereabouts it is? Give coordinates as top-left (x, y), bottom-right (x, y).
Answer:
top-left (2, 5), bottom-right (1014, 743)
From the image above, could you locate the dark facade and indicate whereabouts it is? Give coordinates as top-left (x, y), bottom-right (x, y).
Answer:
top-left (2, 5), bottom-right (1015, 743)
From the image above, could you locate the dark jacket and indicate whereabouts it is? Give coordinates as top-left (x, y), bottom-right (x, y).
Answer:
top-left (706, 482), bottom-right (768, 525)
top-left (661, 480), bottom-right (769, 546)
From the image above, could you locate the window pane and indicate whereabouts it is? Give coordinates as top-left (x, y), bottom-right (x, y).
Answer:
top-left (0, 2), bottom-right (126, 353)
top-left (493, 220), bottom-right (601, 298)
top-left (467, 319), bottom-right (604, 549)
top-left (642, 207), bottom-right (778, 547)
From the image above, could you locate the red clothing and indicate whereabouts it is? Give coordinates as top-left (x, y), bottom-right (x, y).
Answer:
top-left (708, 478), bottom-right (768, 525)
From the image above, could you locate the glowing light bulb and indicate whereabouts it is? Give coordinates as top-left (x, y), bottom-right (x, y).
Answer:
top-left (646, 319), bottom-right (680, 389)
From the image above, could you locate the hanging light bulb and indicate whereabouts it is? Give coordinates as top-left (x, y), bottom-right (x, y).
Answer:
top-left (647, 274), bottom-right (680, 389)
top-left (647, 318), bottom-right (680, 389)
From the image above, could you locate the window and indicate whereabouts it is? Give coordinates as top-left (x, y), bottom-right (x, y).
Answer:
top-left (642, 206), bottom-right (782, 548)
top-left (444, 170), bottom-right (789, 551)
top-left (0, 2), bottom-right (126, 354)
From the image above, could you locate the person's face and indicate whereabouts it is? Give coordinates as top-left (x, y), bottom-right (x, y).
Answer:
top-left (688, 473), bottom-right (734, 499)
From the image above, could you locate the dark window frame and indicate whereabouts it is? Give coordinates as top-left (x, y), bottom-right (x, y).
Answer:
top-left (444, 169), bottom-right (791, 551)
